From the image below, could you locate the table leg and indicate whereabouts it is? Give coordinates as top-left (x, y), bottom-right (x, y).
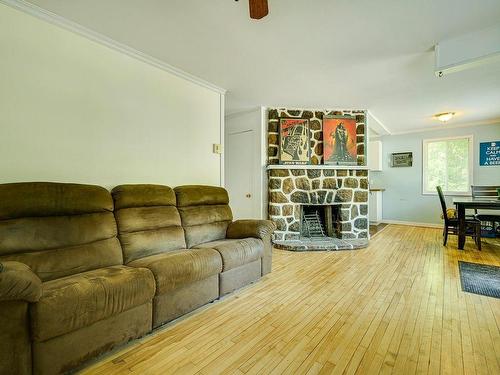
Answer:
top-left (457, 204), bottom-right (465, 250)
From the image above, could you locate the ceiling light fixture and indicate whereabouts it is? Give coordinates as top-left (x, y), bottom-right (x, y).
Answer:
top-left (434, 112), bottom-right (455, 123)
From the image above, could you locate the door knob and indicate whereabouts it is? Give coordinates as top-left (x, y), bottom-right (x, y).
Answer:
top-left (246, 194), bottom-right (252, 198)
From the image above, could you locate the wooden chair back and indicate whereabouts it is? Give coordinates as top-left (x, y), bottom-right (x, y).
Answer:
top-left (471, 185), bottom-right (499, 198)
top-left (436, 186), bottom-right (450, 225)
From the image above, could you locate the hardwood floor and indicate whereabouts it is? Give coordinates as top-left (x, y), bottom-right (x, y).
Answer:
top-left (369, 223), bottom-right (388, 237)
top-left (81, 225), bottom-right (500, 375)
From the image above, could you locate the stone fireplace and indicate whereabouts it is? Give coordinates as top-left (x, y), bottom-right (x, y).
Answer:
top-left (268, 167), bottom-right (368, 247)
top-left (266, 107), bottom-right (369, 251)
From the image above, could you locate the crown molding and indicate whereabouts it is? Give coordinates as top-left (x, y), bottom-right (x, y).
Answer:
top-left (0, 0), bottom-right (227, 95)
top-left (367, 110), bottom-right (392, 135)
top-left (388, 118), bottom-right (500, 136)
top-left (225, 107), bottom-right (263, 119)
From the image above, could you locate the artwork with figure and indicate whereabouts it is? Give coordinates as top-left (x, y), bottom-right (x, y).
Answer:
top-left (323, 116), bottom-right (357, 165)
top-left (279, 118), bottom-right (310, 164)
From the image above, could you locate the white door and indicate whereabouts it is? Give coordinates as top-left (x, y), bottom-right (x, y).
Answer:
top-left (226, 130), bottom-right (256, 219)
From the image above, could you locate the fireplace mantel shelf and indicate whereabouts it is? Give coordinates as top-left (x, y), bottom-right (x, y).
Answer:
top-left (267, 165), bottom-right (369, 170)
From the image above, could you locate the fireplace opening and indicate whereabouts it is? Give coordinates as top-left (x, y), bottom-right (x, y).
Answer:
top-left (300, 205), bottom-right (337, 238)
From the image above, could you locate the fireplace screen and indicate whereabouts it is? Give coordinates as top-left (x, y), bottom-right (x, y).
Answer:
top-left (300, 205), bottom-right (337, 238)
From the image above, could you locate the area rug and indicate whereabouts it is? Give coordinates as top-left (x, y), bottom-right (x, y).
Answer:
top-left (458, 261), bottom-right (500, 299)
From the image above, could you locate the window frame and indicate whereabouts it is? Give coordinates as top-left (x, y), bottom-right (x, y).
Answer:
top-left (422, 134), bottom-right (473, 196)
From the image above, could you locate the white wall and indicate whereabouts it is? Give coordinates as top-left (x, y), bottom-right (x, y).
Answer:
top-left (0, 4), bottom-right (224, 188)
top-left (225, 108), bottom-right (267, 219)
top-left (371, 123), bottom-right (500, 224)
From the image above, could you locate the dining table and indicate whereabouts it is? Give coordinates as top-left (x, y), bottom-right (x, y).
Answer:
top-left (453, 196), bottom-right (500, 249)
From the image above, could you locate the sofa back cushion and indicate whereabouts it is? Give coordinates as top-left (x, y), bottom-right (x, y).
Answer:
top-left (174, 185), bottom-right (233, 248)
top-left (0, 182), bottom-right (122, 281)
top-left (112, 184), bottom-right (186, 263)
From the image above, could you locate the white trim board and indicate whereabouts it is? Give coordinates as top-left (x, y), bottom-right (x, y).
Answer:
top-left (260, 107), bottom-right (268, 220)
top-left (388, 118), bottom-right (500, 136)
top-left (225, 107), bottom-right (263, 120)
top-left (367, 110), bottom-right (392, 136)
top-left (219, 94), bottom-right (226, 187)
top-left (0, 0), bottom-right (226, 95)
top-left (381, 220), bottom-right (442, 229)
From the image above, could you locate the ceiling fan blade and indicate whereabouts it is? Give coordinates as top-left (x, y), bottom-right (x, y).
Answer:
top-left (249, 0), bottom-right (268, 19)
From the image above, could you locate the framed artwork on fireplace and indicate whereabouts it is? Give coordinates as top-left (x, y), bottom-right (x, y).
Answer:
top-left (323, 115), bottom-right (358, 165)
top-left (279, 118), bottom-right (310, 165)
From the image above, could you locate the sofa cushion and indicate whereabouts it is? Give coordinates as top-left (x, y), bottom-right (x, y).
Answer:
top-left (112, 184), bottom-right (176, 210)
top-left (30, 265), bottom-right (155, 342)
top-left (128, 249), bottom-right (222, 295)
top-left (0, 261), bottom-right (42, 302)
top-left (0, 182), bottom-right (123, 282)
top-left (194, 238), bottom-right (264, 271)
top-left (0, 182), bottom-right (113, 220)
top-left (174, 186), bottom-right (233, 248)
top-left (175, 185), bottom-right (229, 207)
top-left (112, 184), bottom-right (186, 263)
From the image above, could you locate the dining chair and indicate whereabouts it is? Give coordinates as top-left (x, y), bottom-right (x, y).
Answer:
top-left (437, 186), bottom-right (481, 250)
top-left (471, 185), bottom-right (500, 223)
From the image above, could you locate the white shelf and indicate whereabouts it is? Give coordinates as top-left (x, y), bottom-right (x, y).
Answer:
top-left (368, 140), bottom-right (383, 171)
top-left (267, 165), bottom-right (369, 170)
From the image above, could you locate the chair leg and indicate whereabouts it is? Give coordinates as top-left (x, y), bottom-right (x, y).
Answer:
top-left (476, 225), bottom-right (481, 251)
top-left (443, 227), bottom-right (448, 246)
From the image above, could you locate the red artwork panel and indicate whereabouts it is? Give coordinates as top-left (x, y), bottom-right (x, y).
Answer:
top-left (323, 116), bottom-right (357, 165)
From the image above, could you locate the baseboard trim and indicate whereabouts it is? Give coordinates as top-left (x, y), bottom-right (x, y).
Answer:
top-left (381, 220), bottom-right (442, 229)
top-left (369, 223), bottom-right (390, 238)
top-left (0, 0), bottom-right (226, 94)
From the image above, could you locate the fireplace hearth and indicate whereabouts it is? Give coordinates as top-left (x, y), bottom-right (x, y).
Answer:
top-left (267, 166), bottom-right (369, 251)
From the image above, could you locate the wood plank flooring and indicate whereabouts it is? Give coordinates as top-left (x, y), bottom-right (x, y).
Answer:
top-left (80, 225), bottom-right (500, 375)
top-left (369, 223), bottom-right (388, 237)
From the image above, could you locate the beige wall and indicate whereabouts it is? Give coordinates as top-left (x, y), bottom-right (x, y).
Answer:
top-left (0, 4), bottom-right (223, 188)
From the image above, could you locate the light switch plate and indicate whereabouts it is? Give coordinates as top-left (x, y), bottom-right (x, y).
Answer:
top-left (213, 144), bottom-right (222, 154)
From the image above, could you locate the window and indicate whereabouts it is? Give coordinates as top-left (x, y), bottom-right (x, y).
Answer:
top-left (422, 135), bottom-right (473, 195)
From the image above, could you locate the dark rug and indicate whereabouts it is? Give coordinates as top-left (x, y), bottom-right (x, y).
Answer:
top-left (458, 261), bottom-right (500, 299)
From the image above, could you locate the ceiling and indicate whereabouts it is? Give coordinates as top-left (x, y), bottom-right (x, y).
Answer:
top-left (27, 0), bottom-right (500, 134)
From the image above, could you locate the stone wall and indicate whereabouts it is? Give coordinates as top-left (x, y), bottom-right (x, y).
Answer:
top-left (269, 168), bottom-right (369, 241)
top-left (267, 108), bottom-right (366, 166)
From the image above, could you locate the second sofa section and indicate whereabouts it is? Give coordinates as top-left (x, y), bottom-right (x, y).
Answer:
top-left (112, 184), bottom-right (223, 327)
top-left (112, 184), bottom-right (276, 328)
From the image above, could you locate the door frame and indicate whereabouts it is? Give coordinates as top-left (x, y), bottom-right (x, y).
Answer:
top-left (226, 129), bottom-right (258, 218)
top-left (224, 107), bottom-right (267, 219)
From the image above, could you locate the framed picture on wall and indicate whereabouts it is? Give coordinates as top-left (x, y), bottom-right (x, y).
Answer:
top-left (323, 115), bottom-right (357, 165)
top-left (279, 118), bottom-right (310, 164)
top-left (390, 152), bottom-right (413, 167)
top-left (479, 141), bottom-right (499, 166)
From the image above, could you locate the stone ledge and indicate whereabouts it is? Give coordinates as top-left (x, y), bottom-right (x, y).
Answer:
top-left (267, 165), bottom-right (369, 170)
top-left (274, 237), bottom-right (369, 251)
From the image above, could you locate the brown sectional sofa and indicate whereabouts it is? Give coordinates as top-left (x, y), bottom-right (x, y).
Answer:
top-left (0, 182), bottom-right (275, 375)
top-left (112, 184), bottom-right (222, 327)
top-left (175, 185), bottom-right (269, 295)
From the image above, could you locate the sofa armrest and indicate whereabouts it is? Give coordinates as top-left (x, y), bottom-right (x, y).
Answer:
top-left (0, 261), bottom-right (42, 302)
top-left (226, 220), bottom-right (276, 240)
top-left (227, 220), bottom-right (276, 275)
